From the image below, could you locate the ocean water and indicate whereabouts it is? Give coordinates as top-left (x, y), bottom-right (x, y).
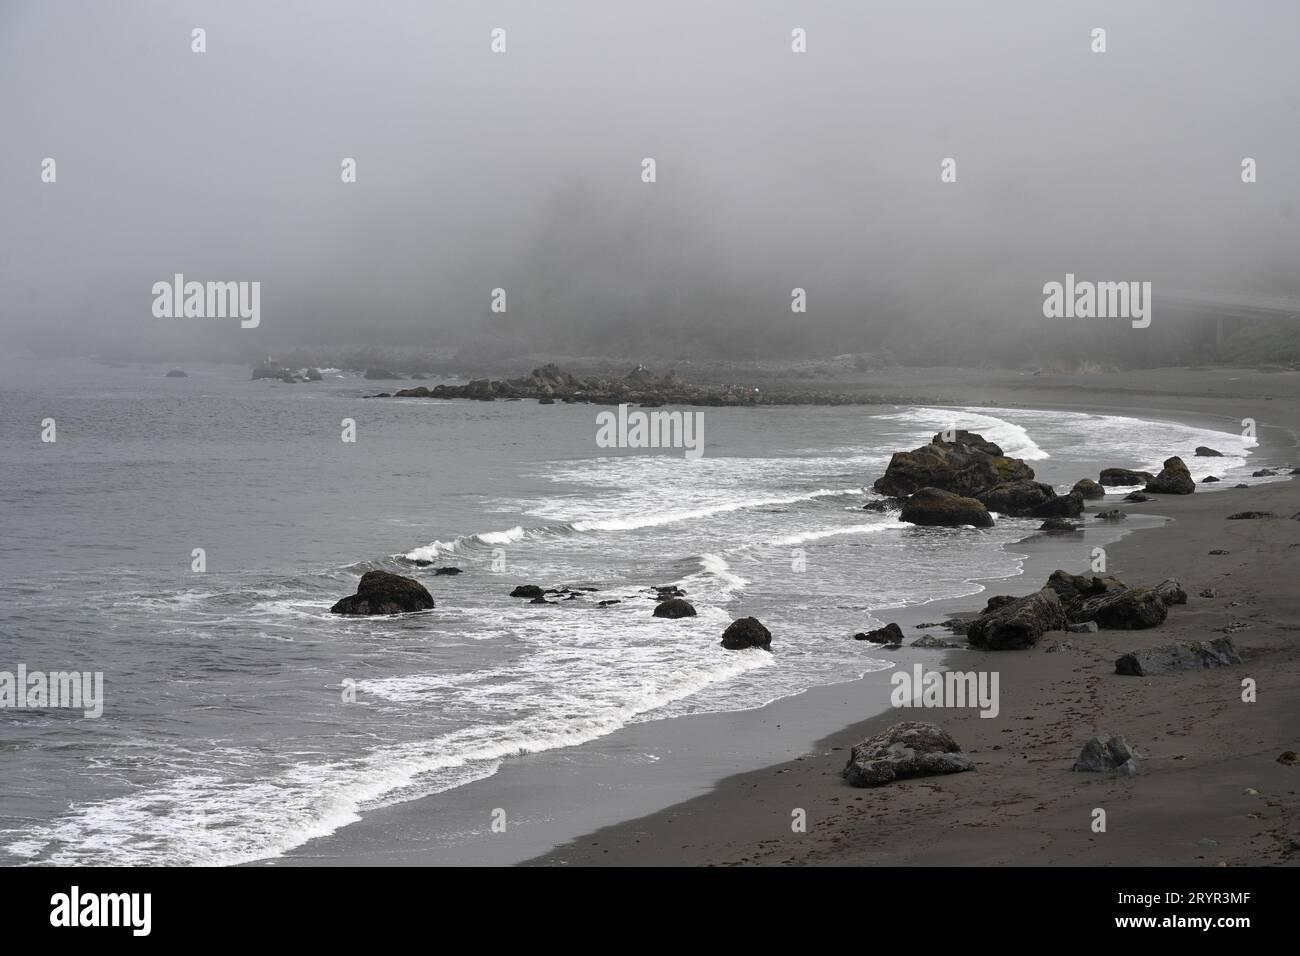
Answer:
top-left (0, 357), bottom-right (1275, 866)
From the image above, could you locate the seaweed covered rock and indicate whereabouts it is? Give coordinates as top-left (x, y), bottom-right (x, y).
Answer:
top-left (900, 488), bottom-right (994, 528)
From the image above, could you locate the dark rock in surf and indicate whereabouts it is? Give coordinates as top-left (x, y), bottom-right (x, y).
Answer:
top-left (433, 567), bottom-right (463, 575)
top-left (165, 369), bottom-right (188, 378)
top-left (1195, 446), bottom-right (1224, 457)
top-left (966, 588), bottom-right (1066, 650)
top-left (1124, 491), bottom-right (1151, 502)
top-left (1115, 637), bottom-right (1240, 676)
top-left (1144, 457), bottom-right (1195, 495)
top-left (1252, 468), bottom-right (1278, 477)
top-left (720, 616), bottom-right (772, 651)
top-left (842, 721), bottom-right (974, 787)
top-left (653, 598), bottom-right (697, 619)
top-left (1038, 517), bottom-right (1082, 532)
top-left (976, 480), bottom-right (1083, 518)
top-left (510, 585), bottom-right (545, 599)
top-left (330, 570), bottom-right (434, 616)
top-left (1202, 475), bottom-right (1221, 483)
top-left (862, 497), bottom-right (905, 513)
top-left (873, 432), bottom-right (1032, 498)
top-left (900, 488), bottom-right (994, 528)
top-left (853, 622), bottom-right (904, 644)
top-left (1095, 509), bottom-right (1127, 521)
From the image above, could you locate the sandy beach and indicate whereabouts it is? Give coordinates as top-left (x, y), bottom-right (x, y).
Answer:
top-left (525, 367), bottom-right (1300, 867)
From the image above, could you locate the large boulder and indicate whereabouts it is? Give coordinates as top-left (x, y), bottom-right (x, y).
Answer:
top-left (842, 721), bottom-right (974, 787)
top-left (653, 598), bottom-right (697, 619)
top-left (966, 588), bottom-right (1067, 650)
top-left (900, 488), bottom-right (994, 528)
top-left (1099, 468), bottom-right (1155, 487)
top-left (1115, 637), bottom-right (1241, 676)
top-left (1144, 456), bottom-right (1195, 495)
top-left (720, 617), bottom-right (771, 651)
top-left (930, 430), bottom-right (1004, 456)
top-left (1069, 587), bottom-right (1168, 629)
top-left (873, 432), bottom-right (1032, 498)
top-left (330, 570), bottom-right (434, 615)
top-left (1072, 478), bottom-right (1106, 500)
top-left (977, 480), bottom-right (1083, 518)
top-left (509, 585), bottom-right (545, 599)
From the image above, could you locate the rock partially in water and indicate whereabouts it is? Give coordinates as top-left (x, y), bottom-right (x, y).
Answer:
top-left (330, 570), bottom-right (434, 616)
top-left (720, 616), bottom-right (772, 651)
top-left (900, 487), bottom-right (994, 528)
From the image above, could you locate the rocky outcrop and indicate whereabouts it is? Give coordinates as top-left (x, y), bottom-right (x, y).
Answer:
top-left (720, 617), bottom-right (772, 650)
top-left (1070, 587), bottom-right (1168, 630)
top-left (1144, 456), bottom-right (1195, 495)
top-left (842, 721), bottom-right (974, 787)
top-left (1072, 478), bottom-right (1107, 499)
top-left (1073, 735), bottom-right (1138, 774)
top-left (862, 497), bottom-right (905, 513)
top-left (509, 585), bottom-right (545, 599)
top-left (853, 622), bottom-right (904, 644)
top-left (1099, 468), bottom-right (1154, 487)
top-left (977, 480), bottom-right (1083, 518)
top-left (966, 588), bottom-right (1066, 650)
top-left (1201, 476), bottom-right (1220, 483)
top-left (1195, 446), bottom-right (1224, 457)
top-left (330, 570), bottom-right (434, 615)
top-left (873, 432), bottom-right (1032, 498)
top-left (899, 488), bottom-right (994, 528)
top-left (1115, 637), bottom-right (1240, 676)
top-left (653, 598), bottom-right (697, 619)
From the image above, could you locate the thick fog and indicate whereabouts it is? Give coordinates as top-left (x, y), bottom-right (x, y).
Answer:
top-left (2, 0), bottom-right (1298, 363)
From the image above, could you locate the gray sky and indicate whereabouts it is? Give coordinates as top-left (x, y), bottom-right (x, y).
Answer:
top-left (2, 0), bottom-right (1297, 360)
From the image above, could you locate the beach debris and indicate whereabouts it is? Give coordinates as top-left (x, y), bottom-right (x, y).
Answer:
top-left (1073, 735), bottom-right (1139, 775)
top-left (1114, 637), bottom-right (1241, 676)
top-left (911, 634), bottom-right (964, 648)
top-left (966, 587), bottom-right (1066, 650)
top-left (1277, 751), bottom-right (1299, 766)
top-left (1195, 446), bottom-right (1224, 457)
top-left (854, 622), bottom-right (904, 644)
top-left (977, 480), bottom-right (1084, 518)
top-left (1099, 468), bottom-right (1154, 487)
top-left (720, 616), bottom-right (772, 651)
top-left (873, 431), bottom-right (1031, 499)
top-left (1144, 456), bottom-right (1195, 495)
top-left (653, 597), bottom-right (697, 619)
top-left (330, 570), bottom-right (434, 616)
top-left (1072, 478), bottom-right (1106, 500)
top-left (1038, 517), bottom-right (1082, 532)
top-left (1227, 511), bottom-right (1274, 520)
top-left (1095, 509), bottom-right (1127, 521)
top-left (1152, 579), bottom-right (1188, 607)
top-left (842, 721), bottom-right (974, 787)
top-left (1070, 586), bottom-right (1168, 630)
top-left (899, 487), bottom-right (993, 528)
top-left (509, 585), bottom-right (545, 599)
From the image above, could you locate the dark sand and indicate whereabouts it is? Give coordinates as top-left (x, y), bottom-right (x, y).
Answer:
top-left (527, 368), bottom-right (1300, 866)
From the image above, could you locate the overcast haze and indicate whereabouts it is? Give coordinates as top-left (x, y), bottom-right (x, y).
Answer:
top-left (2, 0), bottom-right (1298, 362)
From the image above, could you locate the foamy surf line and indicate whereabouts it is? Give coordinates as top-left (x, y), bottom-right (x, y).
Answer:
top-left (403, 488), bottom-right (862, 560)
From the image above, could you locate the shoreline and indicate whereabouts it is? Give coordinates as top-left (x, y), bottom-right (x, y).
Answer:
top-left (526, 477), bottom-right (1300, 866)
top-left (265, 371), bottom-right (1298, 867)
